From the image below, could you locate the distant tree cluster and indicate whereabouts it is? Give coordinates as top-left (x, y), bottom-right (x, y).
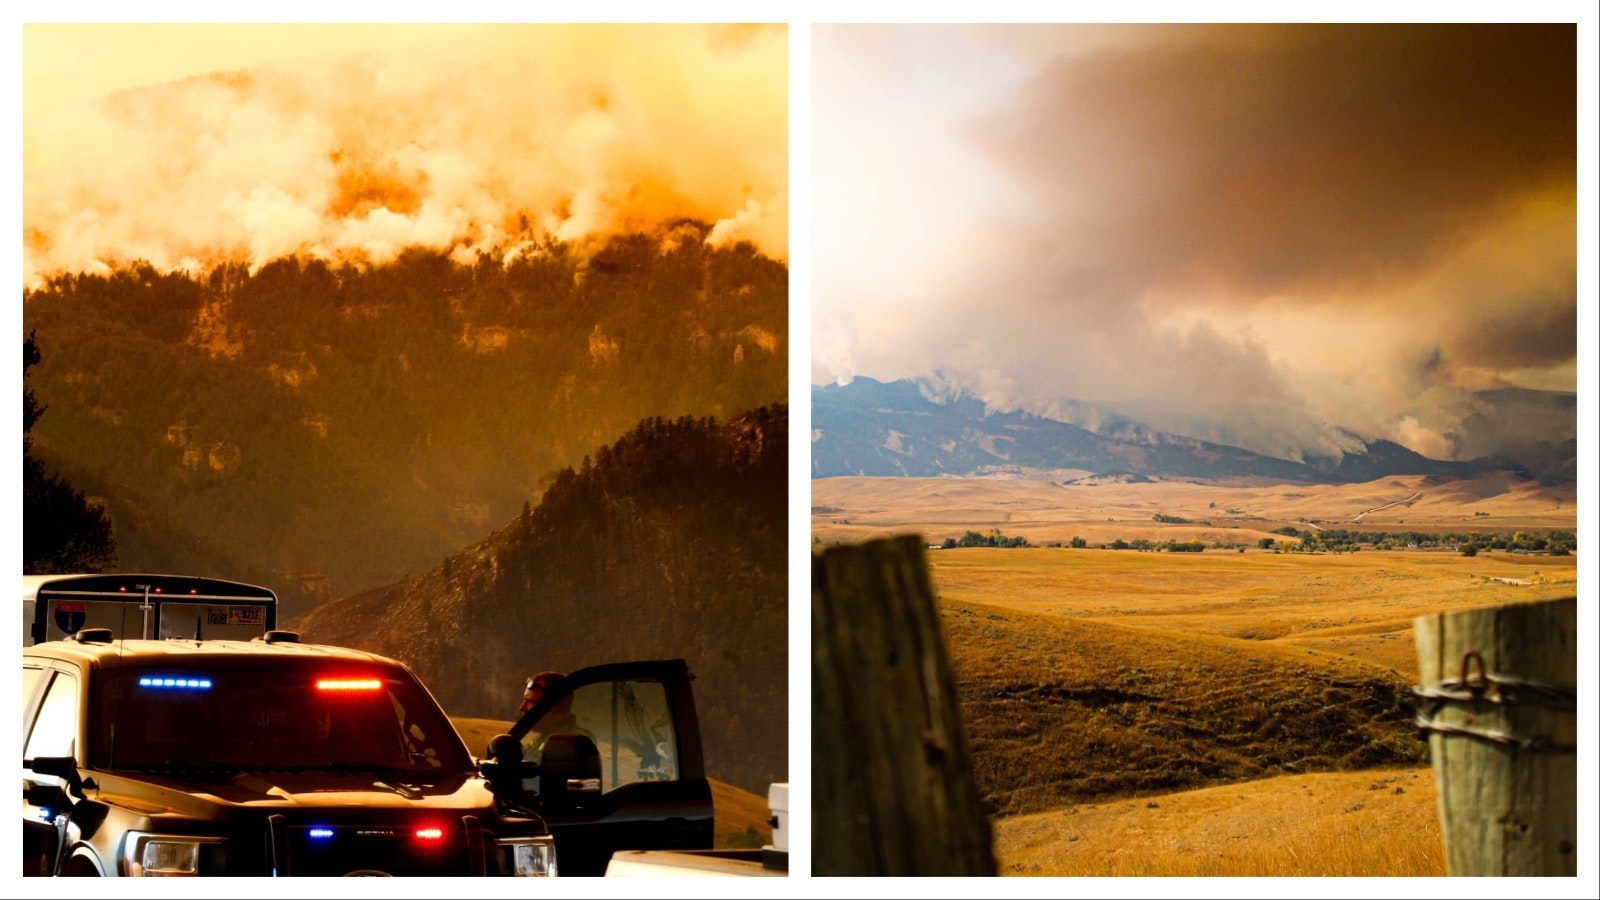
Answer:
top-left (1080, 526), bottom-right (1574, 556)
top-left (1278, 528), bottom-right (1574, 555)
top-left (1152, 513), bottom-right (1192, 524)
top-left (1104, 538), bottom-right (1204, 552)
top-left (942, 529), bottom-right (1030, 549)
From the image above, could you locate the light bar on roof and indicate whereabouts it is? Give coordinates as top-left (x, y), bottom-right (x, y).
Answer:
top-left (138, 676), bottom-right (213, 690)
top-left (316, 678), bottom-right (382, 691)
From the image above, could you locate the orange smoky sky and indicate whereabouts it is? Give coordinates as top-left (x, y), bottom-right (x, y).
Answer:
top-left (22, 23), bottom-right (787, 288)
top-left (815, 22), bottom-right (1586, 464)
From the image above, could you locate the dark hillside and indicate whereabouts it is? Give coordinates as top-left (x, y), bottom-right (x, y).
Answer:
top-left (291, 404), bottom-right (788, 795)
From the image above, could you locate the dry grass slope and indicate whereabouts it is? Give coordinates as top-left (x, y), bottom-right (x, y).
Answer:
top-left (994, 768), bottom-right (1444, 876)
top-left (928, 547), bottom-right (1577, 676)
top-left (940, 596), bottom-right (1426, 818)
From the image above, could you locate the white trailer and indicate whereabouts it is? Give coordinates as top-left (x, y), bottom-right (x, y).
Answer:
top-left (23, 573), bottom-right (279, 646)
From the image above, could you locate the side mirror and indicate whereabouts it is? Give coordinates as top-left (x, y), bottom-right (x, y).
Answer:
top-left (486, 734), bottom-right (523, 764)
top-left (539, 734), bottom-right (601, 809)
top-left (24, 756), bottom-right (83, 797)
top-left (481, 734), bottom-right (526, 797)
top-left (25, 780), bottom-right (68, 809)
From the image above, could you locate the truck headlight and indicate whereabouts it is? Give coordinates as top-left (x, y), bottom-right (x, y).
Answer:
top-left (122, 833), bottom-right (224, 876)
top-left (497, 835), bottom-right (558, 877)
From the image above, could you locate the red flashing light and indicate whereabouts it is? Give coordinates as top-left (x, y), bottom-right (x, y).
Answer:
top-left (316, 678), bottom-right (383, 691)
top-left (415, 828), bottom-right (443, 841)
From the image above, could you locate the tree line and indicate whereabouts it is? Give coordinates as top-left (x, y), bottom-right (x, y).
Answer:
top-left (23, 332), bottom-right (115, 573)
top-left (927, 526), bottom-right (1575, 557)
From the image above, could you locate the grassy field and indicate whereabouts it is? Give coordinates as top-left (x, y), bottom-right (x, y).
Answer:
top-left (813, 472), bottom-right (1576, 550)
top-left (929, 546), bottom-right (1576, 676)
top-left (994, 768), bottom-right (1445, 876)
top-left (451, 717), bottom-right (772, 849)
top-left (812, 473), bottom-right (1578, 877)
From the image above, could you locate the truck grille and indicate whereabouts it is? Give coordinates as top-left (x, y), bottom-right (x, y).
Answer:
top-left (283, 822), bottom-right (472, 876)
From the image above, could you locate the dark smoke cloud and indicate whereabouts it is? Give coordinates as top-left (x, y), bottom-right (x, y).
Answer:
top-left (813, 24), bottom-right (1578, 463)
top-left (1448, 297), bottom-right (1579, 371)
top-left (985, 24), bottom-right (1575, 305)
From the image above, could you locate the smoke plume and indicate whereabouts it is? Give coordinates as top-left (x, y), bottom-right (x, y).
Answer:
top-left (23, 24), bottom-right (787, 288)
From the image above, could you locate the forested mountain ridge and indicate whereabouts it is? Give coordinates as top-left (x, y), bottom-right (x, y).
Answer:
top-left (288, 404), bottom-right (788, 795)
top-left (22, 225), bottom-right (786, 616)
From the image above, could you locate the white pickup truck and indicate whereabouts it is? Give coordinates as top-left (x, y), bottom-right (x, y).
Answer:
top-left (25, 573), bottom-right (757, 877)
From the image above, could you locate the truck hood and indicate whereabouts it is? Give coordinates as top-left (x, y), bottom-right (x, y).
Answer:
top-left (91, 768), bottom-right (492, 816)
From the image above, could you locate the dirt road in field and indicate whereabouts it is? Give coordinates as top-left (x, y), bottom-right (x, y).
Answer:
top-left (1352, 492), bottom-right (1422, 522)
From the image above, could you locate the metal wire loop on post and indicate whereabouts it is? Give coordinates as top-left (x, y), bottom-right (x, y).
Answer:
top-left (1413, 649), bottom-right (1577, 753)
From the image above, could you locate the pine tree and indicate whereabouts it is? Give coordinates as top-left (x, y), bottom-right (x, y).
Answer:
top-left (23, 332), bottom-right (116, 573)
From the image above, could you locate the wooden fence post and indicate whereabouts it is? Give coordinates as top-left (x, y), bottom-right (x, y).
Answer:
top-left (811, 534), bottom-right (997, 876)
top-left (1414, 596), bottom-right (1577, 876)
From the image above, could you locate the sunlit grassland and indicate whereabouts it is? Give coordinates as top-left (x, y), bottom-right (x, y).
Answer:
top-left (811, 474), bottom-right (1575, 876)
top-left (812, 473), bottom-right (1577, 551)
top-left (929, 547), bottom-right (1577, 677)
top-left (994, 768), bottom-right (1445, 876)
top-left (922, 550), bottom-right (1571, 875)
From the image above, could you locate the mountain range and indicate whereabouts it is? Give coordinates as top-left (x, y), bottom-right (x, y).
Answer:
top-left (811, 377), bottom-right (1575, 485)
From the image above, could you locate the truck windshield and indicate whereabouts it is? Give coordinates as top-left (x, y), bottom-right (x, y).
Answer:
top-left (89, 662), bottom-right (474, 775)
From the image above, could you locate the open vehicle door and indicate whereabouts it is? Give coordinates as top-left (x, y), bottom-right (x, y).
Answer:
top-left (499, 659), bottom-right (713, 876)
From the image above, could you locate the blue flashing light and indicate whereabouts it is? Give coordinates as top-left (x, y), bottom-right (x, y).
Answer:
top-left (308, 828), bottom-right (335, 840)
top-left (138, 676), bottom-right (213, 690)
